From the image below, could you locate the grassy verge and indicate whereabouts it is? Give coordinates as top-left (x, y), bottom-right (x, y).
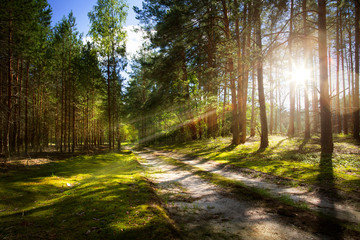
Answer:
top-left (156, 154), bottom-right (360, 238)
top-left (151, 135), bottom-right (360, 193)
top-left (0, 151), bottom-right (178, 240)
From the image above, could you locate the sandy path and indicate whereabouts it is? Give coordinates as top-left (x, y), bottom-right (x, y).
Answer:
top-left (134, 149), bottom-right (328, 240)
top-left (149, 149), bottom-right (360, 225)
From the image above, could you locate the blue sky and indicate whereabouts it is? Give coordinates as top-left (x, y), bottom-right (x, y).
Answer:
top-left (47, 0), bottom-right (146, 70)
top-left (47, 0), bottom-right (146, 82)
top-left (48, 0), bottom-right (142, 33)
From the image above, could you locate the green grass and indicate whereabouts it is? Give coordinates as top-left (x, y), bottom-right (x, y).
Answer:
top-left (151, 135), bottom-right (360, 193)
top-left (0, 151), bottom-right (178, 240)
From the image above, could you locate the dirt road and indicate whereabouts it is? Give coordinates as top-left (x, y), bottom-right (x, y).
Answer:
top-left (134, 148), bottom-right (352, 240)
top-left (151, 149), bottom-right (360, 225)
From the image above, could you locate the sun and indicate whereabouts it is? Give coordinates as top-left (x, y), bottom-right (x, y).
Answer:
top-left (290, 64), bottom-right (311, 86)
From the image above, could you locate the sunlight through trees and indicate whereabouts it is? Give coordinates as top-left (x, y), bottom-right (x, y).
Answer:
top-left (0, 0), bottom-right (360, 157)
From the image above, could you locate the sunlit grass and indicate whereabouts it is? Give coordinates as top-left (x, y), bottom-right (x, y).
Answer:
top-left (0, 151), bottom-right (178, 239)
top-left (152, 135), bottom-right (360, 192)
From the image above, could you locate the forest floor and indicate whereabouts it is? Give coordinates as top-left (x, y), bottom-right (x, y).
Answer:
top-left (132, 135), bottom-right (360, 239)
top-left (1, 135), bottom-right (359, 239)
top-left (0, 150), bottom-right (178, 240)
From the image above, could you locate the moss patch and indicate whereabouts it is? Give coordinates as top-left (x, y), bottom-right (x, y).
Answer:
top-left (0, 151), bottom-right (178, 240)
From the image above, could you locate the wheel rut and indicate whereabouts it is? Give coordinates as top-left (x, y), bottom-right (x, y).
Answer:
top-left (150, 148), bottom-right (360, 225)
top-left (134, 148), bottom-right (334, 240)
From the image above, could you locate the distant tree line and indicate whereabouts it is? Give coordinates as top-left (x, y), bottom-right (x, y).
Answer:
top-left (0, 0), bottom-right (127, 161)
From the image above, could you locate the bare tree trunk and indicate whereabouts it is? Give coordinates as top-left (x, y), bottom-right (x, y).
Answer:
top-left (5, 16), bottom-right (13, 158)
top-left (354, 0), bottom-right (360, 140)
top-left (63, 44), bottom-right (67, 152)
top-left (303, 0), bottom-right (310, 139)
top-left (250, 68), bottom-right (256, 137)
top-left (13, 59), bottom-right (18, 152)
top-left (340, 10), bottom-right (348, 134)
top-left (312, 56), bottom-right (320, 134)
top-left (240, 20), bottom-right (251, 143)
top-left (235, 0), bottom-right (250, 144)
top-left (277, 69), bottom-right (281, 134)
top-left (345, 32), bottom-right (352, 133)
top-left (297, 89), bottom-right (301, 135)
top-left (235, 0), bottom-right (243, 143)
top-left (107, 55), bottom-right (112, 149)
top-left (318, 0), bottom-right (333, 154)
top-left (348, 28), bottom-right (354, 132)
top-left (274, 67), bottom-right (278, 134)
top-left (221, 0), bottom-right (240, 145)
top-left (222, 78), bottom-right (227, 136)
top-left (335, 1), bottom-right (342, 133)
top-left (269, 49), bottom-right (274, 135)
top-left (288, 0), bottom-right (295, 137)
top-left (255, 1), bottom-right (268, 149)
top-left (72, 105), bottom-right (75, 152)
top-left (25, 62), bottom-right (29, 154)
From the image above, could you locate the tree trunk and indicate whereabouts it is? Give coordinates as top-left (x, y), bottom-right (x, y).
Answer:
top-left (340, 10), bottom-right (348, 134)
top-left (221, 0), bottom-right (240, 145)
top-left (255, 2), bottom-right (268, 149)
top-left (107, 55), bottom-right (112, 149)
top-left (235, 0), bottom-right (243, 143)
top-left (250, 68), bottom-right (256, 137)
top-left (354, 0), bottom-right (360, 140)
top-left (318, 0), bottom-right (333, 154)
top-left (348, 28), bottom-right (354, 132)
top-left (303, 0), bottom-right (311, 139)
top-left (222, 78), bottom-right (227, 136)
top-left (5, 16), bottom-right (13, 158)
top-left (335, 2), bottom-right (342, 133)
top-left (345, 42), bottom-right (352, 131)
top-left (288, 0), bottom-right (295, 137)
top-left (312, 58), bottom-right (320, 134)
top-left (269, 52), bottom-right (274, 135)
top-left (72, 105), bottom-right (75, 152)
top-left (25, 62), bottom-right (29, 154)
top-left (240, 18), bottom-right (251, 143)
top-left (297, 89), bottom-right (301, 134)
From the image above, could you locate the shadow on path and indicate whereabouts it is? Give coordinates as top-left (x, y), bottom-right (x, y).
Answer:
top-left (316, 153), bottom-right (343, 239)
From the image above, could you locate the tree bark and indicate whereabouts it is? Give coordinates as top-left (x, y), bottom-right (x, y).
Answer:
top-left (25, 62), bottom-right (29, 154)
top-left (335, 1), bottom-right (342, 133)
top-left (221, 0), bottom-right (240, 145)
top-left (303, 0), bottom-right (311, 139)
top-left (107, 54), bottom-right (112, 149)
top-left (340, 10), bottom-right (348, 134)
top-left (5, 15), bottom-right (13, 158)
top-left (288, 0), bottom-right (295, 137)
top-left (318, 0), bottom-right (333, 154)
top-left (255, 2), bottom-right (268, 149)
top-left (250, 68), bottom-right (256, 137)
top-left (354, 0), bottom-right (360, 140)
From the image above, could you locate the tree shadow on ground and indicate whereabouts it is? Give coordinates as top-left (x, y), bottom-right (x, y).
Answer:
top-left (298, 138), bottom-right (310, 151)
top-left (316, 153), bottom-right (343, 239)
top-left (269, 137), bottom-right (289, 151)
top-left (219, 144), bottom-right (237, 152)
